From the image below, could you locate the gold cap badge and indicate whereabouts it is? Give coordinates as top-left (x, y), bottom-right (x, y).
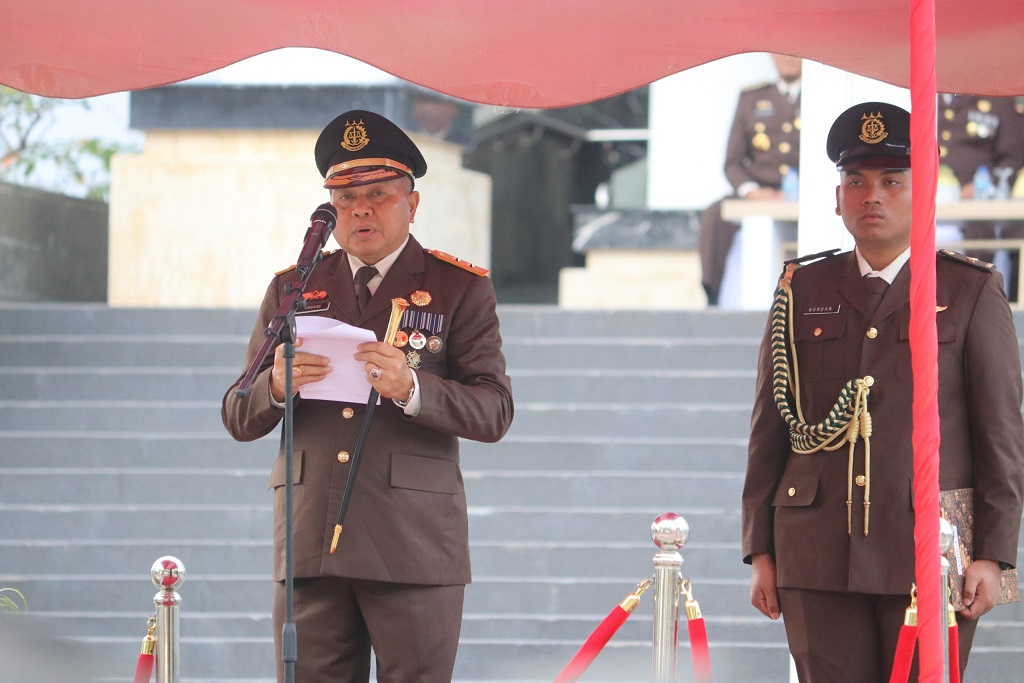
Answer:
top-left (859, 112), bottom-right (888, 145)
top-left (341, 120), bottom-right (370, 152)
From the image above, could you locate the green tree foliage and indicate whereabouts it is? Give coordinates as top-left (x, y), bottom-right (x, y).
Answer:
top-left (0, 86), bottom-right (129, 202)
top-left (0, 587), bottom-right (26, 614)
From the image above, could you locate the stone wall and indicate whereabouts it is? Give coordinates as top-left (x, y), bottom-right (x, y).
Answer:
top-left (107, 130), bottom-right (489, 308)
top-left (0, 182), bottom-right (108, 302)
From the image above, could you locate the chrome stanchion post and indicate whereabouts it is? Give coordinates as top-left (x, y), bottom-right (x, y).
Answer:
top-left (151, 556), bottom-right (186, 683)
top-left (650, 512), bottom-right (689, 683)
top-left (939, 519), bottom-right (953, 683)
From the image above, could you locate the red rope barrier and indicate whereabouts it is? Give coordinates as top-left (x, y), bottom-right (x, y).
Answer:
top-left (553, 579), bottom-right (651, 683)
top-left (889, 588), bottom-right (962, 683)
top-left (683, 579), bottom-right (712, 683)
top-left (134, 617), bottom-right (157, 683)
top-left (889, 590), bottom-right (917, 683)
top-left (890, 624), bottom-right (917, 683)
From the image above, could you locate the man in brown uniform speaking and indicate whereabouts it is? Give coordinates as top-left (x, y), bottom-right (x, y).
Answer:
top-left (742, 101), bottom-right (1024, 681)
top-left (223, 110), bottom-right (514, 682)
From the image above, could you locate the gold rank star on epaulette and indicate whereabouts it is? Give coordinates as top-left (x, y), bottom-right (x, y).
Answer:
top-left (938, 249), bottom-right (996, 272)
top-left (425, 249), bottom-right (490, 276)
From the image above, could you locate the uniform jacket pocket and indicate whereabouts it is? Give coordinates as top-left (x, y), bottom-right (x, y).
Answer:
top-left (794, 314), bottom-right (847, 381)
top-left (268, 450), bottom-right (304, 489)
top-left (391, 452), bottom-right (458, 495)
top-left (772, 474), bottom-right (819, 507)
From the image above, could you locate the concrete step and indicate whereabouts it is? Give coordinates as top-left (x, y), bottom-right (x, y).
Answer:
top-left (9, 628), bottom-right (795, 683)
top-left (0, 366), bottom-right (756, 403)
top-left (3, 575), bottom-right (754, 617)
top-left (0, 400), bottom-right (754, 438)
top-left (0, 540), bottom-right (748, 582)
top-left (0, 303), bottom-right (770, 339)
top-left (16, 610), bottom-right (789, 645)
top-left (0, 467), bottom-right (745, 508)
top-left (0, 335), bottom-right (761, 372)
top-left (0, 433), bottom-right (275, 465)
top-left (0, 304), bottom-right (256, 337)
top-left (0, 505), bottom-right (739, 543)
top-left (0, 433), bottom-right (748, 472)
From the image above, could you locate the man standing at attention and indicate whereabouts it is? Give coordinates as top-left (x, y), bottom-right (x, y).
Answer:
top-left (742, 101), bottom-right (1024, 681)
top-left (223, 110), bottom-right (514, 682)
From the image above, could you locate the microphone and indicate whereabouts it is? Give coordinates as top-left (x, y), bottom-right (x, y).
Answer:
top-left (295, 203), bottom-right (338, 278)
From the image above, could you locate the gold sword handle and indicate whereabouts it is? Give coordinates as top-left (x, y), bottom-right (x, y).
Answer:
top-left (384, 298), bottom-right (410, 345)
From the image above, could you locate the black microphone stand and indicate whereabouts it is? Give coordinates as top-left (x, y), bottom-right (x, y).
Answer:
top-left (234, 206), bottom-right (335, 683)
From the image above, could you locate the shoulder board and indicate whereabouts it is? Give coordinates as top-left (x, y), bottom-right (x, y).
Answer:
top-left (742, 80), bottom-right (773, 93)
top-left (938, 248), bottom-right (995, 272)
top-left (425, 249), bottom-right (489, 276)
top-left (274, 249), bottom-right (340, 276)
top-left (784, 248), bottom-right (840, 267)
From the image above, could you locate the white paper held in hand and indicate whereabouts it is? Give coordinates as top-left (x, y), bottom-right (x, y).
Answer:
top-left (294, 316), bottom-right (380, 404)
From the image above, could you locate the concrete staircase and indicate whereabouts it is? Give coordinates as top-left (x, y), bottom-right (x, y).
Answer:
top-left (1, 303), bottom-right (1022, 682)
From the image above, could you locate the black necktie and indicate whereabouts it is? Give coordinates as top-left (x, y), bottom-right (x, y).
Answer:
top-left (864, 275), bottom-right (888, 312)
top-left (354, 266), bottom-right (378, 313)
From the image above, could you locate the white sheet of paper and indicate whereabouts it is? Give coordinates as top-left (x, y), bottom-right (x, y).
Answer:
top-left (294, 316), bottom-right (380, 404)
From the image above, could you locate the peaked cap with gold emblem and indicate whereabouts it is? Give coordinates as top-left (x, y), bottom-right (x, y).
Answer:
top-left (315, 109), bottom-right (428, 189)
top-left (826, 101), bottom-right (911, 171)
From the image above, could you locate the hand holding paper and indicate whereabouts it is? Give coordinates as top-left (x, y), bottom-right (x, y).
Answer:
top-left (293, 316), bottom-right (380, 403)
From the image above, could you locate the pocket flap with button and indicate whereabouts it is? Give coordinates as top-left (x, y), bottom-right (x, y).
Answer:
top-left (268, 450), bottom-right (304, 489)
top-left (772, 474), bottom-right (819, 507)
top-left (794, 316), bottom-right (845, 342)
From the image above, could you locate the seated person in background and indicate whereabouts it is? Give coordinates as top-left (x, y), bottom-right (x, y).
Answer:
top-left (699, 53), bottom-right (802, 307)
top-left (940, 94), bottom-right (1024, 299)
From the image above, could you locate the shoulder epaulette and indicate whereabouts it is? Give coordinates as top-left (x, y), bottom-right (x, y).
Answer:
top-left (784, 248), bottom-right (841, 267)
top-left (938, 248), bottom-right (996, 272)
top-left (742, 80), bottom-right (773, 93)
top-left (425, 249), bottom-right (489, 276)
top-left (274, 249), bottom-right (341, 276)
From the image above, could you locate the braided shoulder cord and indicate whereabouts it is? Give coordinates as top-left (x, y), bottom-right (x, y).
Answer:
top-left (770, 267), bottom-right (871, 454)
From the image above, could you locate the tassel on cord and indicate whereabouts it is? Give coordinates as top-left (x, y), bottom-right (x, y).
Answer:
top-left (134, 616), bottom-right (157, 683)
top-left (683, 578), bottom-right (712, 683)
top-left (553, 579), bottom-right (651, 683)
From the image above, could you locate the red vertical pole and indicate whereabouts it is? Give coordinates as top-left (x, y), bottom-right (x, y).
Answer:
top-left (907, 0), bottom-right (943, 680)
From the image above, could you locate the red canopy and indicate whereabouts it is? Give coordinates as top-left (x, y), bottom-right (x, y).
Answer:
top-left (3, 0), bottom-right (1023, 104)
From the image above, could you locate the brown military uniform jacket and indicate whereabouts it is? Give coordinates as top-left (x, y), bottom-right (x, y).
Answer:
top-left (223, 235), bottom-right (514, 585)
top-left (742, 250), bottom-right (1024, 595)
top-left (938, 94), bottom-right (1024, 188)
top-left (724, 81), bottom-right (801, 192)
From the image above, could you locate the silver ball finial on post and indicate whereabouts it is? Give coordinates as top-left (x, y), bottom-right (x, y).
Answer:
top-left (651, 511), bottom-right (690, 551)
top-left (650, 512), bottom-right (689, 683)
top-left (151, 556), bottom-right (186, 683)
